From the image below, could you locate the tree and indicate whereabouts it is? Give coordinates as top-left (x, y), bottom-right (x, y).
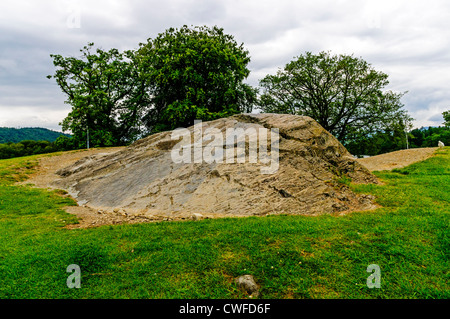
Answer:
top-left (407, 126), bottom-right (450, 149)
top-left (345, 118), bottom-right (413, 156)
top-left (258, 51), bottom-right (412, 143)
top-left (136, 25), bottom-right (257, 132)
top-left (48, 43), bottom-right (150, 147)
top-left (0, 127), bottom-right (70, 144)
top-left (0, 140), bottom-right (61, 159)
top-left (443, 110), bottom-right (450, 127)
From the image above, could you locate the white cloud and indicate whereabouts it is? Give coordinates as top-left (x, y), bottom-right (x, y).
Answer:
top-left (0, 105), bottom-right (68, 131)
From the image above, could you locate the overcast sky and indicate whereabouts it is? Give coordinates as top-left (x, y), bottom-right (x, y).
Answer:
top-left (1, 0), bottom-right (449, 131)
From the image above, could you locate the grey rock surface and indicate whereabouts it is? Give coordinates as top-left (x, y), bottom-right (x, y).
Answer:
top-left (51, 113), bottom-right (379, 220)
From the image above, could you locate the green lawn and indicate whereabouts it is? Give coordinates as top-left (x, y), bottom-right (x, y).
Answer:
top-left (0, 148), bottom-right (448, 299)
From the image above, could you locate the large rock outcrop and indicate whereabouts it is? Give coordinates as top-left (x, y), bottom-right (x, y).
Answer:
top-left (52, 113), bottom-right (378, 221)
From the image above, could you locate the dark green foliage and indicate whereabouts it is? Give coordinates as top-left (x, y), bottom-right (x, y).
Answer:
top-left (409, 126), bottom-right (450, 148)
top-left (443, 110), bottom-right (450, 128)
top-left (0, 133), bottom-right (80, 160)
top-left (258, 51), bottom-right (412, 143)
top-left (53, 135), bottom-right (78, 151)
top-left (48, 25), bottom-right (257, 146)
top-left (345, 119), bottom-right (410, 156)
top-left (0, 140), bottom-right (59, 159)
top-left (0, 127), bottom-right (70, 144)
top-left (136, 25), bottom-right (256, 132)
top-left (346, 125), bottom-right (450, 156)
top-left (45, 27), bottom-right (448, 155)
top-left (48, 43), bottom-right (149, 148)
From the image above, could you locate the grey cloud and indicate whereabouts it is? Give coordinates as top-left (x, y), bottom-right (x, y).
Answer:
top-left (428, 113), bottom-right (444, 123)
top-left (1, 0), bottom-right (450, 131)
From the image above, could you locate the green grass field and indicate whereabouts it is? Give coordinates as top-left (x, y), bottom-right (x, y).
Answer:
top-left (0, 148), bottom-right (448, 299)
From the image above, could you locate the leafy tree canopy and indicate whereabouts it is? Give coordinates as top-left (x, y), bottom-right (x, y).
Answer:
top-left (49, 26), bottom-right (257, 145)
top-left (136, 25), bottom-right (257, 132)
top-left (0, 127), bottom-right (70, 144)
top-left (443, 110), bottom-right (450, 127)
top-left (258, 51), bottom-right (412, 143)
top-left (48, 44), bottom-right (149, 148)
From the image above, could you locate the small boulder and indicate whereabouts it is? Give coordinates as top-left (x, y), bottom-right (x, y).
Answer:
top-left (235, 275), bottom-right (260, 298)
top-left (191, 213), bottom-right (204, 221)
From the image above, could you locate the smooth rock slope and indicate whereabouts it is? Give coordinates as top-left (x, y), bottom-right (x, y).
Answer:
top-left (52, 113), bottom-right (378, 221)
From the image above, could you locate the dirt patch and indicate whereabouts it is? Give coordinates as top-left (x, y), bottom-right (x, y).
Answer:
top-left (23, 148), bottom-right (131, 228)
top-left (356, 147), bottom-right (438, 172)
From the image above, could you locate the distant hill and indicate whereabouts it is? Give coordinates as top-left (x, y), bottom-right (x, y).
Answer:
top-left (0, 127), bottom-right (71, 144)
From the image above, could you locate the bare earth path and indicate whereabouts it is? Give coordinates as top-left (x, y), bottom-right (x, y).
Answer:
top-left (356, 147), bottom-right (438, 172)
top-left (24, 147), bottom-right (129, 228)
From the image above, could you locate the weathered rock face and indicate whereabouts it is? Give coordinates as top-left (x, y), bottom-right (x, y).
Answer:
top-left (52, 113), bottom-right (378, 220)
